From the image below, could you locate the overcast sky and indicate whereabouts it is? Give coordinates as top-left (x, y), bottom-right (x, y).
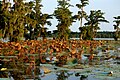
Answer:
top-left (40, 0), bottom-right (120, 32)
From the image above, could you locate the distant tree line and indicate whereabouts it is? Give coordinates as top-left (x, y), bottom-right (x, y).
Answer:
top-left (0, 0), bottom-right (120, 41)
top-left (46, 31), bottom-right (116, 38)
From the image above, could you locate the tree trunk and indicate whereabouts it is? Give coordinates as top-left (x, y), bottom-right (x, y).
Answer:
top-left (79, 7), bottom-right (83, 40)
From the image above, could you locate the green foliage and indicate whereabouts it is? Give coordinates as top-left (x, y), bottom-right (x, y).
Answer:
top-left (24, 0), bottom-right (42, 40)
top-left (76, 0), bottom-right (89, 9)
top-left (75, 0), bottom-right (89, 39)
top-left (47, 31), bottom-right (115, 38)
top-left (33, 0), bottom-right (52, 40)
top-left (83, 10), bottom-right (109, 40)
top-left (113, 16), bottom-right (120, 40)
top-left (0, 0), bottom-right (36, 41)
top-left (75, 0), bottom-right (89, 23)
top-left (0, 0), bottom-right (116, 41)
top-left (54, 0), bottom-right (75, 40)
top-left (0, 0), bottom-right (51, 41)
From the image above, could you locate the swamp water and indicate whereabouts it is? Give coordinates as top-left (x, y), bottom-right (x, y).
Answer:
top-left (40, 63), bottom-right (120, 80)
top-left (0, 41), bottom-right (120, 80)
top-left (40, 41), bottom-right (120, 80)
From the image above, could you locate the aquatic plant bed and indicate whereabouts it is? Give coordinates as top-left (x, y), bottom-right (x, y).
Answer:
top-left (0, 40), bottom-right (120, 79)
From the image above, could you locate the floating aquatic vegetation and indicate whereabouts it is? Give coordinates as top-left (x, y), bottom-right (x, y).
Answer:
top-left (41, 66), bottom-right (51, 74)
top-left (0, 40), bottom-right (120, 80)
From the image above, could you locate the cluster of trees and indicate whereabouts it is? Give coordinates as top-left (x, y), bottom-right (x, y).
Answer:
top-left (113, 16), bottom-right (120, 40)
top-left (0, 0), bottom-right (52, 41)
top-left (0, 0), bottom-right (120, 41)
top-left (96, 32), bottom-right (115, 38)
top-left (69, 31), bottom-right (116, 38)
top-left (45, 31), bottom-right (115, 38)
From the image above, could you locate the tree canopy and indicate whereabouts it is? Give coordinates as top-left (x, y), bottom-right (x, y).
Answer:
top-left (0, 0), bottom-right (113, 41)
top-left (54, 0), bottom-right (75, 40)
top-left (113, 16), bottom-right (120, 40)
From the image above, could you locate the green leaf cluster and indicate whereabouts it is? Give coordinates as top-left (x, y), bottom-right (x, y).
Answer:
top-left (113, 16), bottom-right (120, 40)
top-left (81, 10), bottom-right (109, 40)
top-left (54, 0), bottom-right (75, 40)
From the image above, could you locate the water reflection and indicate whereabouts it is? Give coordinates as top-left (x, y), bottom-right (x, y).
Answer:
top-left (55, 70), bottom-right (89, 80)
top-left (56, 70), bottom-right (73, 80)
top-left (80, 75), bottom-right (88, 80)
top-left (56, 70), bottom-right (69, 80)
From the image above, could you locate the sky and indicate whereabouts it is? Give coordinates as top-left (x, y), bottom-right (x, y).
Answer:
top-left (40, 0), bottom-right (120, 32)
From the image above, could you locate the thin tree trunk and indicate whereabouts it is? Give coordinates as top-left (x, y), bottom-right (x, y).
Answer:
top-left (80, 7), bottom-right (83, 40)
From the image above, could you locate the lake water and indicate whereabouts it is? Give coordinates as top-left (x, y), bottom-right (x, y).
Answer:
top-left (70, 38), bottom-right (118, 40)
top-left (41, 73), bottom-right (120, 80)
top-left (40, 63), bottom-right (120, 80)
top-left (39, 41), bottom-right (120, 80)
top-left (0, 38), bottom-right (118, 42)
top-left (93, 38), bottom-right (115, 40)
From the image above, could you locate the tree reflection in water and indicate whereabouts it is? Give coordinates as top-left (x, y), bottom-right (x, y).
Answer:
top-left (56, 70), bottom-right (70, 80)
top-left (80, 75), bottom-right (88, 80)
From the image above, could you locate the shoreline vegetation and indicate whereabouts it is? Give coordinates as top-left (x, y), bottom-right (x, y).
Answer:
top-left (0, 39), bottom-right (120, 79)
